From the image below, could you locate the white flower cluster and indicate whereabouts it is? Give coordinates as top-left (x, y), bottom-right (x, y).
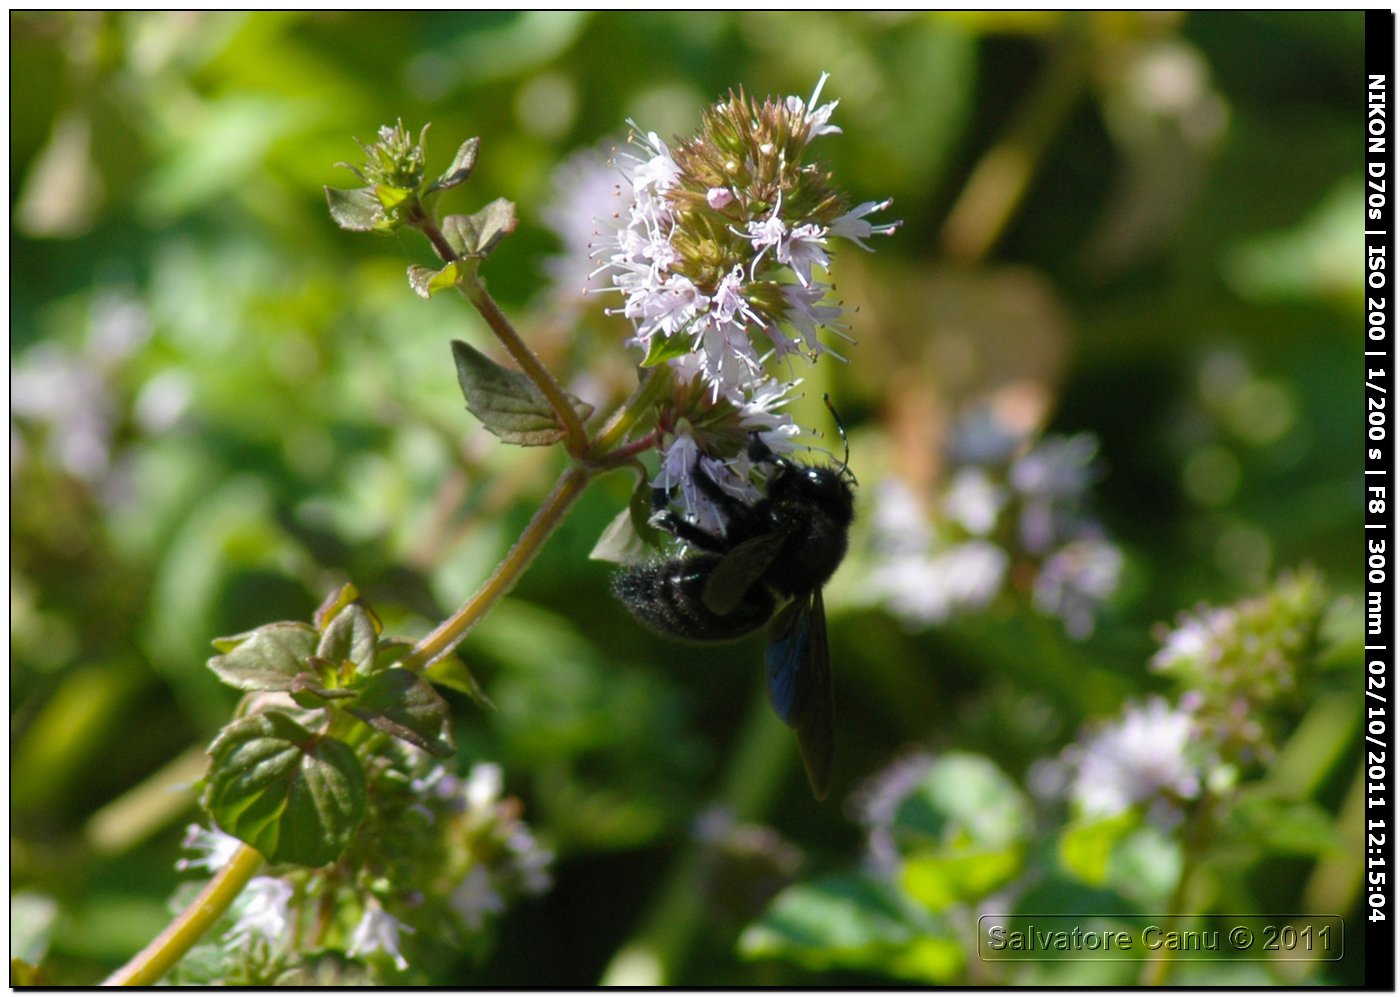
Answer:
top-left (1061, 697), bottom-right (1204, 821)
top-left (586, 75), bottom-right (897, 533)
top-left (866, 423), bottom-right (1123, 638)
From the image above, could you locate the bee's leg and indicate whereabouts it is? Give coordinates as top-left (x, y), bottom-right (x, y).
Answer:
top-left (746, 432), bottom-right (793, 471)
top-left (651, 509), bottom-right (730, 552)
top-left (648, 484), bottom-right (731, 551)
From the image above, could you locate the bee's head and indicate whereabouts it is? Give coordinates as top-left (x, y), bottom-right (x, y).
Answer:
top-left (766, 459), bottom-right (855, 528)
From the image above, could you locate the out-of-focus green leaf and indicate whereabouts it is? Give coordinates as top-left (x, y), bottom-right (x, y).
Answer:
top-left (10, 892), bottom-right (58, 966)
top-left (1058, 811), bottom-right (1140, 886)
top-left (204, 711), bottom-right (366, 867)
top-left (739, 872), bottom-right (962, 983)
top-left (890, 753), bottom-right (1032, 853)
top-left (1220, 791), bottom-right (1345, 858)
top-left (902, 844), bottom-right (1025, 911)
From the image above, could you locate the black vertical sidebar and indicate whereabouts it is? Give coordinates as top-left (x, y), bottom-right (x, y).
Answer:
top-left (1365, 8), bottom-right (1395, 992)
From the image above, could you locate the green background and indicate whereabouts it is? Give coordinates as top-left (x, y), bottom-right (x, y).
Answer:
top-left (10, 11), bottom-right (1366, 986)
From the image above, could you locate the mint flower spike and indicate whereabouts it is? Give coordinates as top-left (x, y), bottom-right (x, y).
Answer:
top-left (595, 75), bottom-right (898, 526)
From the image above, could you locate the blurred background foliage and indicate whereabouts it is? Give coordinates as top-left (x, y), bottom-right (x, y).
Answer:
top-left (11, 10), bottom-right (1364, 986)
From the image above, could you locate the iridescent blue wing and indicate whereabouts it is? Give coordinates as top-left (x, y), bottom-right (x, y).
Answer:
top-left (765, 591), bottom-right (834, 800)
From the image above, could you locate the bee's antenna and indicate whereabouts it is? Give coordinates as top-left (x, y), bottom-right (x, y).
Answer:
top-left (822, 394), bottom-right (857, 484)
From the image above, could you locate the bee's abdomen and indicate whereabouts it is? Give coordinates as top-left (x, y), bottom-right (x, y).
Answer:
top-left (614, 554), bottom-right (774, 641)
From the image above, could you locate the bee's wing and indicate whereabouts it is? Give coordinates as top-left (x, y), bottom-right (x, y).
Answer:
top-left (701, 529), bottom-right (789, 616)
top-left (765, 591), bottom-right (835, 800)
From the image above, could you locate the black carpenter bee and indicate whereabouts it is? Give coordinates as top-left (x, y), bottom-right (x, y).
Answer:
top-left (613, 421), bottom-right (856, 800)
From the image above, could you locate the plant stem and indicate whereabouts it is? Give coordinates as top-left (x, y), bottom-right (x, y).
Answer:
top-left (404, 464), bottom-right (591, 670)
top-left (939, 16), bottom-right (1091, 265)
top-left (1138, 796), bottom-right (1214, 986)
top-left (102, 843), bottom-right (264, 986)
top-left (589, 366), bottom-right (670, 459)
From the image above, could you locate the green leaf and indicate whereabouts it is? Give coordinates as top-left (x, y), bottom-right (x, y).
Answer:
top-left (407, 260), bottom-right (463, 299)
top-left (888, 754), bottom-right (1033, 911)
top-left (1222, 792), bottom-right (1344, 857)
top-left (890, 753), bottom-right (1032, 854)
top-left (207, 622), bottom-right (318, 692)
top-left (1058, 811), bottom-right (1141, 886)
top-left (466, 197), bottom-right (517, 257)
top-left (317, 603), bottom-right (380, 675)
top-left (314, 583), bottom-right (361, 631)
top-left (740, 873), bottom-right (962, 983)
top-left (640, 331), bottom-right (696, 368)
top-left (589, 508), bottom-right (646, 565)
top-left (901, 844), bottom-right (1024, 911)
top-left (324, 186), bottom-right (385, 232)
top-left (422, 652), bottom-right (494, 710)
top-left (346, 668), bottom-right (456, 758)
top-left (426, 136), bottom-right (481, 194)
top-left (374, 183), bottom-right (414, 212)
top-left (450, 339), bottom-right (593, 446)
top-left (289, 671), bottom-right (356, 704)
top-left (203, 711), bottom-right (366, 866)
top-left (440, 198), bottom-right (518, 259)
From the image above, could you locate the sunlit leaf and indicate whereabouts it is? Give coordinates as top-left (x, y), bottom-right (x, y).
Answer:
top-left (1058, 811), bottom-right (1140, 886)
top-left (325, 185), bottom-right (384, 232)
top-left (317, 603), bottom-right (380, 675)
top-left (426, 136), bottom-right (481, 193)
top-left (451, 338), bottom-right (593, 445)
top-left (203, 711), bottom-right (366, 867)
top-left (207, 622), bottom-right (318, 692)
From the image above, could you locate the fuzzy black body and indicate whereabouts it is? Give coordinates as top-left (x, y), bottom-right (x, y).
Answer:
top-left (613, 440), bottom-right (855, 798)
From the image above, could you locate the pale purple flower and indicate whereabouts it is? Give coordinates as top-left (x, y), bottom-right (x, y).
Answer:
top-left (505, 824), bottom-right (555, 895)
top-left (1150, 606), bottom-right (1236, 674)
top-left (1034, 538), bottom-right (1124, 639)
top-left (850, 751), bottom-right (936, 876)
top-left (830, 199), bottom-right (901, 251)
top-left (409, 763), bottom-right (463, 803)
top-left (347, 905), bottom-right (415, 971)
top-left (542, 147), bottom-right (628, 296)
top-left (787, 71), bottom-right (842, 138)
top-left (706, 186), bottom-right (735, 210)
top-left (943, 468), bottom-right (1008, 537)
top-left (176, 824), bottom-right (243, 873)
top-left (779, 282), bottom-right (847, 359)
top-left (223, 876), bottom-right (293, 950)
top-left (867, 539), bottom-right (1009, 628)
top-left (777, 223), bottom-right (831, 287)
top-left (451, 866), bottom-right (505, 931)
top-left (463, 761), bottom-right (504, 812)
top-left (1066, 697), bottom-right (1202, 818)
